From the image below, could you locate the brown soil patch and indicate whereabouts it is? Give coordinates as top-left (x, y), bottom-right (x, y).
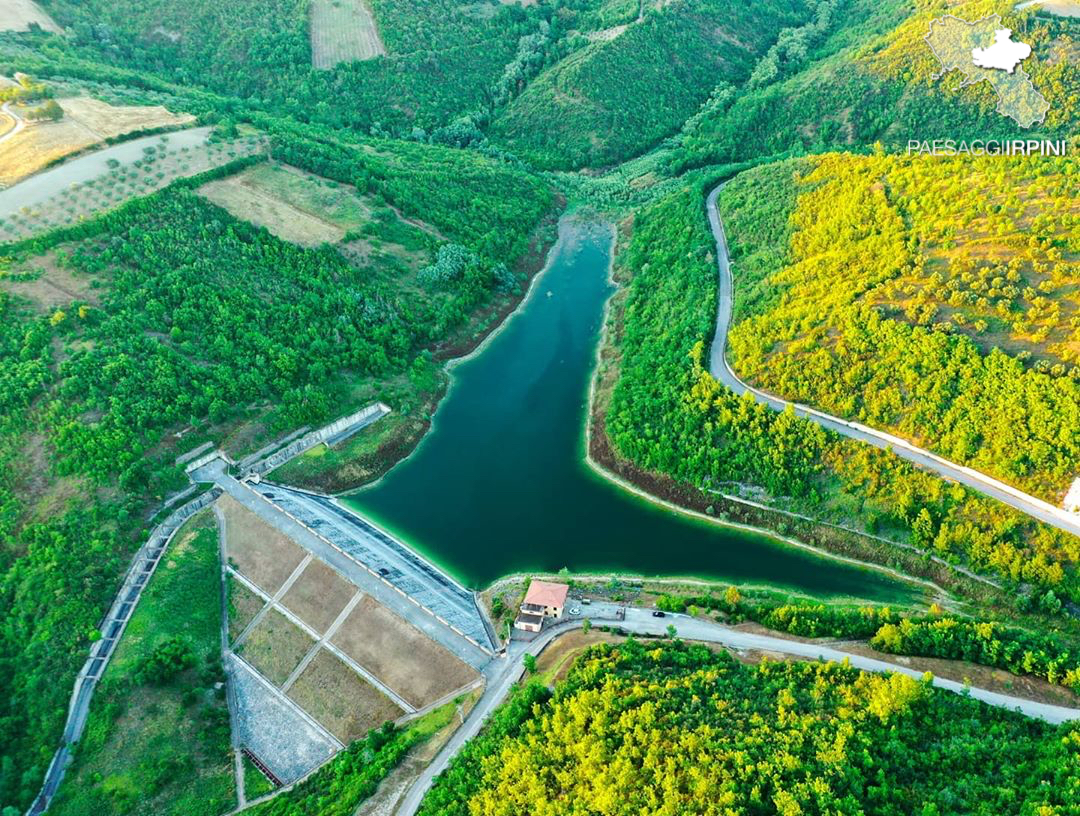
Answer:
top-left (61, 96), bottom-right (195, 140)
top-left (218, 494), bottom-right (306, 595)
top-left (0, 117), bottom-right (97, 187)
top-left (536, 629), bottom-right (624, 683)
top-left (239, 608), bottom-right (316, 686)
top-left (0, 0), bottom-right (62, 32)
top-left (199, 175), bottom-right (344, 246)
top-left (330, 596), bottom-right (478, 709)
top-left (287, 647), bottom-right (403, 742)
top-left (280, 559), bottom-right (357, 634)
top-left (0, 97), bottom-right (193, 187)
top-left (228, 575), bottom-right (266, 644)
top-left (1, 253), bottom-right (101, 313)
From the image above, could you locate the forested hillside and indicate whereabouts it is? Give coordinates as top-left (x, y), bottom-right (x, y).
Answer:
top-left (671, 0), bottom-right (1080, 172)
top-left (33, 0), bottom-right (544, 135)
top-left (487, 0), bottom-right (811, 169)
top-left (605, 175), bottom-right (1079, 602)
top-left (0, 125), bottom-right (554, 811)
top-left (420, 639), bottom-right (1080, 814)
top-left (723, 153), bottom-right (1080, 504)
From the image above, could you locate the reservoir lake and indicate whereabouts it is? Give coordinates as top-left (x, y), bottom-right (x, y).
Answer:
top-left (346, 219), bottom-right (919, 603)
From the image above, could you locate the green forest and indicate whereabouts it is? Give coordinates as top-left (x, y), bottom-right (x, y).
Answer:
top-left (605, 172), bottom-right (1080, 604)
top-left (487, 0), bottom-right (811, 169)
top-left (422, 639), bottom-right (1080, 814)
top-left (0, 122), bottom-right (554, 811)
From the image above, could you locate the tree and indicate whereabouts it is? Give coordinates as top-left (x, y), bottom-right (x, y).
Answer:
top-left (27, 99), bottom-right (63, 122)
top-left (522, 654), bottom-right (537, 674)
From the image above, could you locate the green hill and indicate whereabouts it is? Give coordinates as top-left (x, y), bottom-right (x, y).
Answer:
top-left (487, 0), bottom-right (811, 169)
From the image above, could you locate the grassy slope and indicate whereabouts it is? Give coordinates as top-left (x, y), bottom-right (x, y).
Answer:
top-left (49, 512), bottom-right (234, 816)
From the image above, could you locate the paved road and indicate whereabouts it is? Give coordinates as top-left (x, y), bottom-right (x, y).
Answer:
top-left (397, 605), bottom-right (1080, 815)
top-left (705, 185), bottom-right (1080, 540)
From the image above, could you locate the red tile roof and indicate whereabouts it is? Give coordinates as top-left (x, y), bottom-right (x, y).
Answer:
top-left (523, 580), bottom-right (569, 609)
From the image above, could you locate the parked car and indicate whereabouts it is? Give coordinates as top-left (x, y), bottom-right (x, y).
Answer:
top-left (652, 610), bottom-right (666, 618)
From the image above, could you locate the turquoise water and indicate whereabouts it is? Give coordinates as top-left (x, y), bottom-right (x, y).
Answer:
top-left (346, 220), bottom-right (918, 603)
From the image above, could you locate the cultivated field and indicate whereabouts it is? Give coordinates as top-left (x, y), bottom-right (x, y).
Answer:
top-left (0, 0), bottom-right (62, 32)
top-left (62, 96), bottom-right (195, 139)
top-left (220, 494), bottom-right (307, 595)
top-left (280, 558), bottom-right (356, 634)
top-left (239, 608), bottom-right (316, 686)
top-left (198, 162), bottom-right (371, 246)
top-left (310, 0), bottom-right (386, 69)
top-left (0, 95), bottom-right (195, 187)
top-left (0, 131), bottom-right (267, 241)
top-left (0, 118), bottom-right (97, 187)
top-left (199, 176), bottom-right (343, 246)
top-left (287, 648), bottom-right (404, 742)
top-left (330, 596), bottom-right (478, 709)
top-left (0, 251), bottom-right (101, 313)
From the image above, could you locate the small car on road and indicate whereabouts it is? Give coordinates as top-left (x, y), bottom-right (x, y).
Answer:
top-left (652, 610), bottom-right (666, 618)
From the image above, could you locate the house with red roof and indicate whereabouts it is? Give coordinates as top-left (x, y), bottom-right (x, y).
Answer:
top-left (513, 580), bottom-right (569, 633)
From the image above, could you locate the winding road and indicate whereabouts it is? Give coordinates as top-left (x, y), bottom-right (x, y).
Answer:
top-left (0, 102), bottom-right (26, 146)
top-left (705, 185), bottom-right (1080, 540)
top-left (396, 604), bottom-right (1080, 816)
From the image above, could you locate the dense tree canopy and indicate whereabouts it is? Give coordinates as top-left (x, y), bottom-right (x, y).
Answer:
top-left (421, 639), bottom-right (1080, 815)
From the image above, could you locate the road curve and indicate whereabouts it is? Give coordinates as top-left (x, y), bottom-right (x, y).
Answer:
top-left (0, 101), bottom-right (26, 146)
top-left (705, 185), bottom-right (1080, 540)
top-left (397, 606), bottom-right (1080, 816)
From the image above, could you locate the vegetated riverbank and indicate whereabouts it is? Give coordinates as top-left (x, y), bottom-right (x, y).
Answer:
top-left (479, 571), bottom-right (1080, 709)
top-left (270, 197), bottom-right (566, 495)
top-left (585, 213), bottom-right (1012, 614)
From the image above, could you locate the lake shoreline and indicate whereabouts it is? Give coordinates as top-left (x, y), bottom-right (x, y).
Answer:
top-left (583, 214), bottom-right (999, 609)
top-left (333, 215), bottom-right (930, 603)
